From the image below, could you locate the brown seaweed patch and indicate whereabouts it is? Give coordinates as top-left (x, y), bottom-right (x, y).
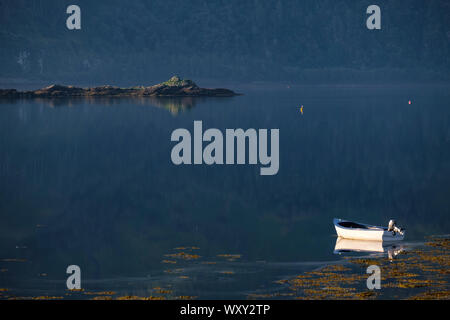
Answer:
top-left (425, 238), bottom-right (450, 249)
top-left (154, 289), bottom-right (173, 294)
top-left (32, 296), bottom-right (64, 300)
top-left (91, 296), bottom-right (113, 300)
top-left (84, 291), bottom-right (116, 296)
top-left (354, 291), bottom-right (379, 299)
top-left (219, 271), bottom-right (235, 275)
top-left (274, 279), bottom-right (288, 285)
top-left (116, 296), bottom-right (166, 300)
top-left (248, 292), bottom-right (296, 299)
top-left (296, 287), bottom-right (358, 300)
top-left (162, 260), bottom-right (177, 264)
top-left (281, 237), bottom-right (450, 299)
top-left (408, 290), bottom-right (450, 300)
top-left (165, 252), bottom-right (200, 260)
top-left (349, 259), bottom-right (381, 266)
top-left (319, 264), bottom-right (352, 272)
top-left (388, 278), bottom-right (446, 289)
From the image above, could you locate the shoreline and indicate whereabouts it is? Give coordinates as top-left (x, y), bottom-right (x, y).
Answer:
top-left (1, 236), bottom-right (448, 300)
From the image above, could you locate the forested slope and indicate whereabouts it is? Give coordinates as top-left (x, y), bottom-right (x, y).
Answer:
top-left (1, 0), bottom-right (449, 82)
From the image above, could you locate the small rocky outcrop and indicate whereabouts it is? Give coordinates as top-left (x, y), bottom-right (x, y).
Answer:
top-left (0, 76), bottom-right (238, 98)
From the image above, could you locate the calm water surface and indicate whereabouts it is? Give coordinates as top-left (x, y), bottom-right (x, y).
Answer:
top-left (0, 84), bottom-right (449, 298)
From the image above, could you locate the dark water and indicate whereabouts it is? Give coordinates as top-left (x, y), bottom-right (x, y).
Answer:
top-left (1, 84), bottom-right (449, 299)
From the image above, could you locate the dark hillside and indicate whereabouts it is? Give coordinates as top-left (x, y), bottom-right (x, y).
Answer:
top-left (1, 0), bottom-right (449, 83)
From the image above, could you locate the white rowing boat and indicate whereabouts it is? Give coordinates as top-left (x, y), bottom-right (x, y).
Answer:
top-left (333, 218), bottom-right (405, 241)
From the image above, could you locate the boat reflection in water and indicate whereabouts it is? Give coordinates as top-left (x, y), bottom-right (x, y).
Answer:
top-left (334, 237), bottom-right (404, 260)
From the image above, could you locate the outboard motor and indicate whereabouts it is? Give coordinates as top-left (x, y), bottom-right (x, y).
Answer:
top-left (388, 219), bottom-right (404, 235)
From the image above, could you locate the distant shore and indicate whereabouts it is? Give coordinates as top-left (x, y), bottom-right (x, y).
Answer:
top-left (0, 76), bottom-right (239, 99)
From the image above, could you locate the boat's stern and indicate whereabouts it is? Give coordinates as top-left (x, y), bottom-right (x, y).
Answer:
top-left (382, 229), bottom-right (405, 241)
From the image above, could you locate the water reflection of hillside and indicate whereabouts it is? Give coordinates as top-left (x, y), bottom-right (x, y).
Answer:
top-left (0, 96), bottom-right (211, 115)
top-left (146, 97), bottom-right (198, 115)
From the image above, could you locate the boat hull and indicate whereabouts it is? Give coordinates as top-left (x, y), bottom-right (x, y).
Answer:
top-left (333, 218), bottom-right (404, 241)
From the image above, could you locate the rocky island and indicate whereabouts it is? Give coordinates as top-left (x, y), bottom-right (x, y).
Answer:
top-left (0, 76), bottom-right (238, 98)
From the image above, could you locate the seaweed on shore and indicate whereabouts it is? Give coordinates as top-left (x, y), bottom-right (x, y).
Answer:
top-left (267, 237), bottom-right (450, 300)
